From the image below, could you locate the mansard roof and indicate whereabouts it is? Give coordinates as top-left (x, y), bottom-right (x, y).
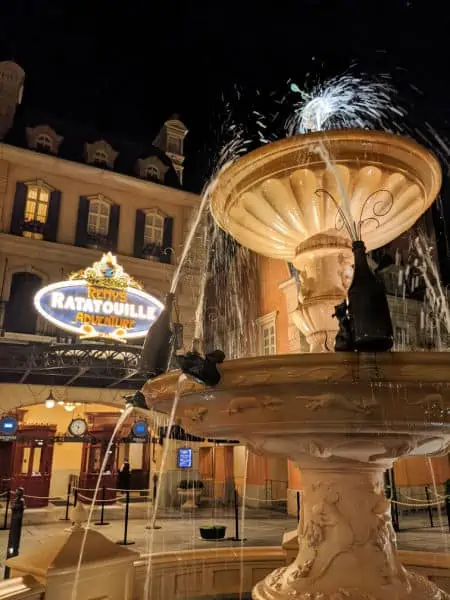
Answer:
top-left (4, 106), bottom-right (181, 189)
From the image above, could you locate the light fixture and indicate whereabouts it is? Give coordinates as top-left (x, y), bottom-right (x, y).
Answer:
top-left (64, 403), bottom-right (76, 412)
top-left (45, 390), bottom-right (56, 409)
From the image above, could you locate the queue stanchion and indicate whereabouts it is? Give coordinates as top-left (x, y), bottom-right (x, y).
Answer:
top-left (1, 489), bottom-right (11, 531)
top-left (445, 495), bottom-right (450, 532)
top-left (60, 481), bottom-right (72, 522)
top-left (116, 490), bottom-right (134, 545)
top-left (4, 489), bottom-right (25, 579)
top-left (424, 486), bottom-right (434, 528)
top-left (231, 488), bottom-right (246, 542)
top-left (95, 486), bottom-right (110, 526)
top-left (296, 491), bottom-right (301, 524)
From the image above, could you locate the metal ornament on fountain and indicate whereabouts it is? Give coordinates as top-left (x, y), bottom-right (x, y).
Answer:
top-left (210, 129), bottom-right (441, 351)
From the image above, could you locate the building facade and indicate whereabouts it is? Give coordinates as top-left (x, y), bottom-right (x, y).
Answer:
top-left (0, 60), bottom-right (213, 507)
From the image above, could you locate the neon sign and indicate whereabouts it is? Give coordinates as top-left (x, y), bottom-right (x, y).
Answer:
top-left (34, 253), bottom-right (164, 341)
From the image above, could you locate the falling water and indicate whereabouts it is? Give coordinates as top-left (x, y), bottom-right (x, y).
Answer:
top-left (287, 74), bottom-right (406, 135)
top-left (143, 374), bottom-right (186, 599)
top-left (170, 191), bottom-right (210, 295)
top-left (71, 404), bottom-right (133, 600)
top-left (399, 230), bottom-right (450, 349)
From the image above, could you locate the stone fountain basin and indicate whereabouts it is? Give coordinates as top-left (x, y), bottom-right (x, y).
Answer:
top-left (210, 129), bottom-right (442, 261)
top-left (142, 352), bottom-right (450, 464)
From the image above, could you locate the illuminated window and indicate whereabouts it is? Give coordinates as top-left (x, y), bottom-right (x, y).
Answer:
top-left (144, 210), bottom-right (164, 246)
top-left (24, 185), bottom-right (49, 223)
top-left (145, 165), bottom-right (160, 180)
top-left (88, 198), bottom-right (110, 236)
top-left (36, 133), bottom-right (53, 152)
top-left (257, 312), bottom-right (277, 356)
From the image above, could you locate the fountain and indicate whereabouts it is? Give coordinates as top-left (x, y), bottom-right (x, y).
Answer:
top-left (141, 128), bottom-right (450, 599)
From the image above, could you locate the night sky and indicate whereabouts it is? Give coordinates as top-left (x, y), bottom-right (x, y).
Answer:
top-left (1, 1), bottom-right (450, 192)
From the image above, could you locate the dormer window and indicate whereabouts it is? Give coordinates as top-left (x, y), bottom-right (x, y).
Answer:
top-left (167, 135), bottom-right (181, 154)
top-left (87, 196), bottom-right (111, 237)
top-left (136, 156), bottom-right (168, 182)
top-left (85, 140), bottom-right (118, 169)
top-left (145, 165), bottom-right (160, 180)
top-left (93, 149), bottom-right (108, 166)
top-left (36, 133), bottom-right (53, 153)
top-left (26, 125), bottom-right (63, 155)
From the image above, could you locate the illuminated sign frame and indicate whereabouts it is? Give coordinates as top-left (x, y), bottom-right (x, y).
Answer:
top-left (34, 253), bottom-right (164, 342)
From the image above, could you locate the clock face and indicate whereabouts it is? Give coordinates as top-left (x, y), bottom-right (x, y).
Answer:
top-left (68, 418), bottom-right (88, 437)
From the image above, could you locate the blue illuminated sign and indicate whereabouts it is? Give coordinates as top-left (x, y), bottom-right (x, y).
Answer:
top-left (0, 416), bottom-right (18, 436)
top-left (34, 253), bottom-right (164, 341)
top-left (177, 447), bottom-right (193, 468)
top-left (132, 421), bottom-right (148, 438)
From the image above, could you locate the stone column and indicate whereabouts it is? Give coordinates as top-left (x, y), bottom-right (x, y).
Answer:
top-left (253, 463), bottom-right (448, 600)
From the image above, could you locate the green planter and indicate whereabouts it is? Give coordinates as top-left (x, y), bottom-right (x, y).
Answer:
top-left (199, 525), bottom-right (227, 540)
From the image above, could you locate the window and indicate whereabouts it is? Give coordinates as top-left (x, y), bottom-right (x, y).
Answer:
top-left (261, 323), bottom-right (276, 355)
top-left (88, 198), bottom-right (110, 236)
top-left (93, 149), bottom-right (108, 165)
top-left (24, 184), bottom-right (49, 234)
top-left (144, 210), bottom-right (164, 246)
top-left (36, 133), bottom-right (53, 153)
top-left (145, 165), bottom-right (160, 180)
top-left (258, 311), bottom-right (277, 356)
top-left (3, 272), bottom-right (42, 334)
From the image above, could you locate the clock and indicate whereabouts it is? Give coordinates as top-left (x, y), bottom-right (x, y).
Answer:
top-left (68, 418), bottom-right (88, 437)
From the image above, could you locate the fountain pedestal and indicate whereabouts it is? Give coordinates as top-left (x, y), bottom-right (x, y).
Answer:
top-left (254, 462), bottom-right (446, 600)
top-left (290, 240), bottom-right (353, 351)
top-left (142, 352), bottom-right (450, 600)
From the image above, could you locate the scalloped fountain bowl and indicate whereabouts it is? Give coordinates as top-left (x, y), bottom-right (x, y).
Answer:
top-left (209, 130), bottom-right (441, 351)
top-left (142, 353), bottom-right (450, 600)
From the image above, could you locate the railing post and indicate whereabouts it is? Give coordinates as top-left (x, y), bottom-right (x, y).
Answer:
top-left (116, 490), bottom-right (134, 545)
top-left (424, 486), bottom-right (434, 528)
top-left (60, 481), bottom-right (71, 521)
top-left (73, 487), bottom-right (78, 508)
top-left (231, 487), bottom-right (246, 542)
top-left (95, 486), bottom-right (110, 526)
top-left (0, 489), bottom-right (11, 530)
top-left (4, 488), bottom-right (25, 579)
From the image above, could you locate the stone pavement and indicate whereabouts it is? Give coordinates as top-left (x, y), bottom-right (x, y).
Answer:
top-left (0, 509), bottom-right (449, 575)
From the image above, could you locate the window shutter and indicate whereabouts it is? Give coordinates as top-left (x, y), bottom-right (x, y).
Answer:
top-left (108, 204), bottom-right (120, 251)
top-left (75, 196), bottom-right (90, 246)
top-left (134, 210), bottom-right (146, 258)
top-left (160, 217), bottom-right (173, 264)
top-left (10, 182), bottom-right (27, 235)
top-left (44, 190), bottom-right (61, 242)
